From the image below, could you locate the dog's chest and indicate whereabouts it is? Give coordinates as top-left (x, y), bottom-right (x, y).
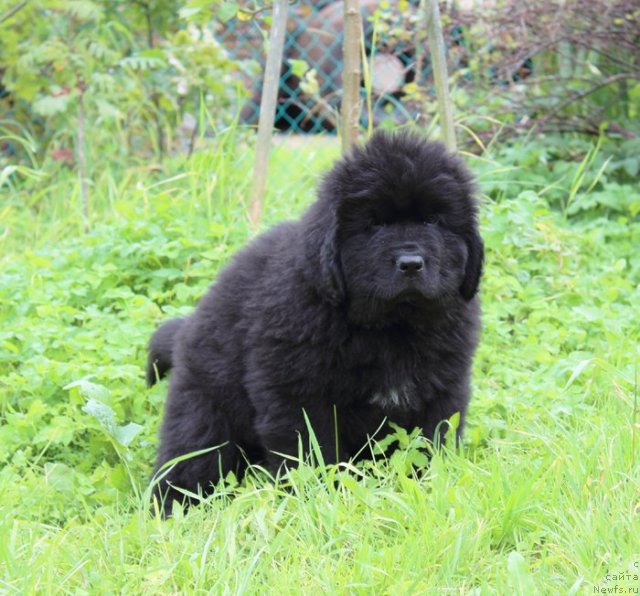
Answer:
top-left (339, 331), bottom-right (429, 410)
top-left (368, 384), bottom-right (418, 411)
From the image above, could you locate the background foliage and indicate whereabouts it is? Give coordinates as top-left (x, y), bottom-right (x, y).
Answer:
top-left (451, 0), bottom-right (640, 142)
top-left (0, 0), bottom-right (242, 166)
top-left (2, 0), bottom-right (638, 170)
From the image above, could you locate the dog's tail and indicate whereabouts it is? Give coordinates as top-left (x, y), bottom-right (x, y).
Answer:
top-left (146, 318), bottom-right (186, 387)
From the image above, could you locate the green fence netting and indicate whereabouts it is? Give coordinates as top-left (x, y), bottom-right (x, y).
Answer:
top-left (216, 0), bottom-right (465, 133)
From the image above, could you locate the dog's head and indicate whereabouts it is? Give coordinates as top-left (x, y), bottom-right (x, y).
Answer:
top-left (302, 131), bottom-right (483, 322)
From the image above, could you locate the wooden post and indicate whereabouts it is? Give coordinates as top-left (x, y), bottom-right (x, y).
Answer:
top-left (248, 0), bottom-right (289, 230)
top-left (341, 0), bottom-right (363, 152)
top-left (424, 0), bottom-right (457, 151)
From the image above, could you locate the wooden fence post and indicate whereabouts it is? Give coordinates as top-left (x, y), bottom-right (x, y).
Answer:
top-left (341, 0), bottom-right (363, 152)
top-left (424, 0), bottom-right (457, 151)
top-left (249, 0), bottom-right (289, 229)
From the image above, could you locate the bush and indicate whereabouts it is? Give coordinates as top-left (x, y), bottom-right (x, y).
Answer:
top-left (0, 0), bottom-right (243, 165)
top-left (452, 0), bottom-right (640, 142)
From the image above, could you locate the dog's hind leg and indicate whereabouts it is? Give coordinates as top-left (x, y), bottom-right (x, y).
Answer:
top-left (151, 377), bottom-right (247, 517)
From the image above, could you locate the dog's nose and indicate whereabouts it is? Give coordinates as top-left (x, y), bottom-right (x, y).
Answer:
top-left (397, 255), bottom-right (424, 275)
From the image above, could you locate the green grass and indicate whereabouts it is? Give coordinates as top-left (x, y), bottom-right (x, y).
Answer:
top-left (1, 132), bottom-right (639, 594)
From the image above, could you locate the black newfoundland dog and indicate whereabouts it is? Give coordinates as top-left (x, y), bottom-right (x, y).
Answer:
top-left (147, 130), bottom-right (483, 514)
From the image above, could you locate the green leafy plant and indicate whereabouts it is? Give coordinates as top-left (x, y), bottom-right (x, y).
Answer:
top-left (0, 0), bottom-right (242, 170)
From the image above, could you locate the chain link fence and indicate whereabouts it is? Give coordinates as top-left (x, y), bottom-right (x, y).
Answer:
top-left (216, 1), bottom-right (467, 134)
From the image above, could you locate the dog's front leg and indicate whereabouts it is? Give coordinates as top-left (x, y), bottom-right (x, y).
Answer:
top-left (252, 397), bottom-right (347, 475)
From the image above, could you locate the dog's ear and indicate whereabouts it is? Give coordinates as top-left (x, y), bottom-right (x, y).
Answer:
top-left (303, 204), bottom-right (346, 305)
top-left (460, 228), bottom-right (484, 300)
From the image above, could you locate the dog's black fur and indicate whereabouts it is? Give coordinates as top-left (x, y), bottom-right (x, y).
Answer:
top-left (148, 131), bottom-right (483, 515)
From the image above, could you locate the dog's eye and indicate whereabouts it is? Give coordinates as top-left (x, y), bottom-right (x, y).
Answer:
top-left (423, 214), bottom-right (440, 225)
